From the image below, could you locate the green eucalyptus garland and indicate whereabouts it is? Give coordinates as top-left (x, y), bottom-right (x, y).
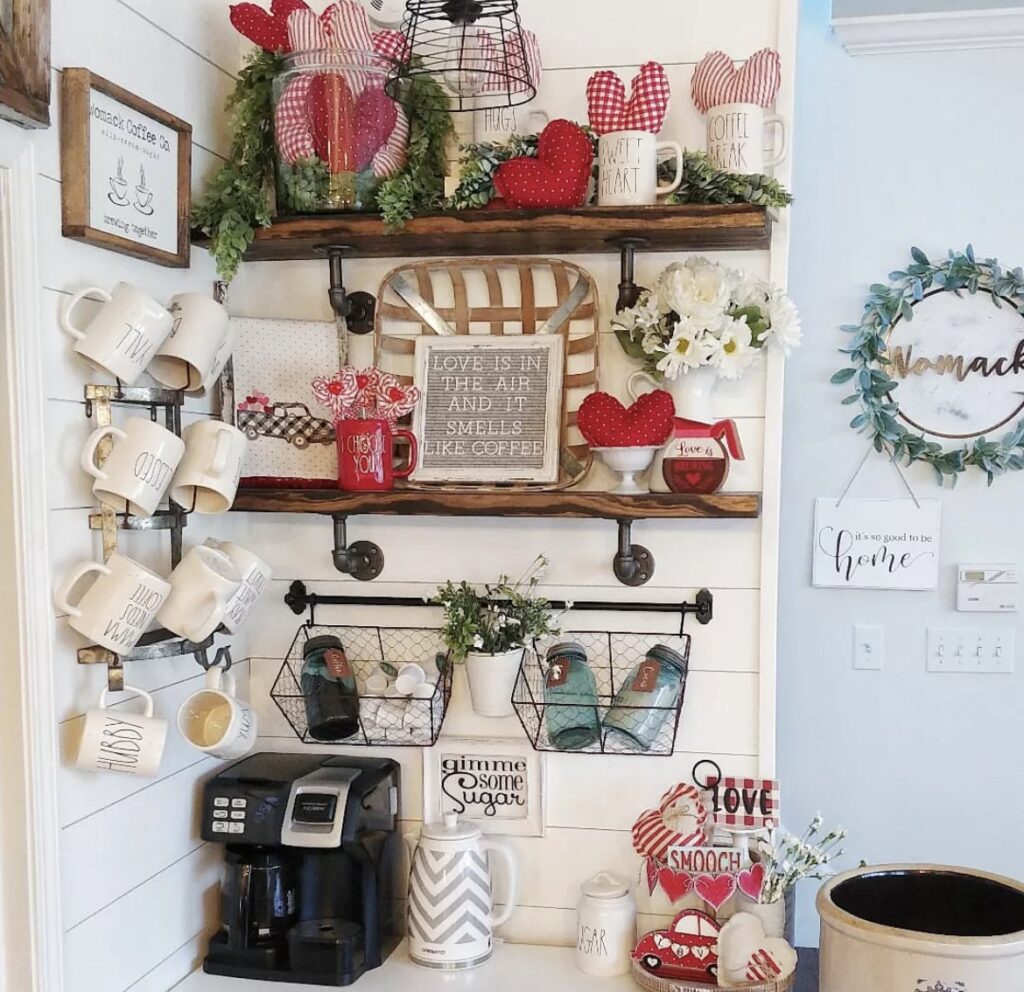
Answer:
top-left (832, 246), bottom-right (1024, 485)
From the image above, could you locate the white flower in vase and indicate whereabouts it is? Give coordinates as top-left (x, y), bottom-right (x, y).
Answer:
top-left (656, 319), bottom-right (714, 379)
top-left (764, 291), bottom-right (803, 354)
top-left (711, 318), bottom-right (755, 380)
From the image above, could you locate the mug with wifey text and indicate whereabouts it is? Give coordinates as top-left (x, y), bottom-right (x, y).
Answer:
top-left (705, 101), bottom-right (787, 175)
top-left (76, 686), bottom-right (167, 778)
top-left (61, 283), bottom-right (174, 386)
top-left (55, 552), bottom-right (171, 654)
top-left (598, 131), bottom-right (684, 207)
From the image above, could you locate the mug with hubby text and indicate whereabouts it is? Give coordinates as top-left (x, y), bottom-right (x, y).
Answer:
top-left (598, 131), bottom-right (684, 207)
top-left (76, 686), bottom-right (167, 778)
top-left (177, 662), bottom-right (257, 760)
top-left (55, 552), bottom-right (171, 654)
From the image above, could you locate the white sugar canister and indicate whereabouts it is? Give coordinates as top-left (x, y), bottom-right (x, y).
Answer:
top-left (576, 872), bottom-right (637, 977)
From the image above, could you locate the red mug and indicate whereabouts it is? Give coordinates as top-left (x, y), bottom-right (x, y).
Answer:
top-left (336, 418), bottom-right (418, 491)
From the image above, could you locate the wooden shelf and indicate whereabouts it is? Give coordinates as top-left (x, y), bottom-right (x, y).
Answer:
top-left (231, 488), bottom-right (761, 520)
top-left (193, 204), bottom-right (771, 262)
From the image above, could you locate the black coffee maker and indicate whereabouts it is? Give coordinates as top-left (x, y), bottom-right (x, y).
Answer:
top-left (201, 753), bottom-right (401, 986)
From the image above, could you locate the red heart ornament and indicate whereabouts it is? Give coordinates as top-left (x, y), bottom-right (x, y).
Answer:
top-left (309, 73), bottom-right (357, 173)
top-left (695, 873), bottom-right (737, 910)
top-left (493, 120), bottom-right (594, 210)
top-left (645, 858), bottom-right (660, 896)
top-left (577, 390), bottom-right (675, 448)
top-left (230, 3), bottom-right (291, 52)
top-left (354, 86), bottom-right (398, 172)
top-left (737, 863), bottom-right (766, 901)
top-left (658, 867), bottom-right (694, 904)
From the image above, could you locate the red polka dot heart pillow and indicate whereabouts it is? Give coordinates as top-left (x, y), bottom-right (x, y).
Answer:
top-left (577, 390), bottom-right (675, 448)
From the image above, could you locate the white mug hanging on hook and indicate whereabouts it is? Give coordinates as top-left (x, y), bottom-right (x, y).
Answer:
top-left (177, 655), bottom-right (258, 760)
top-left (76, 686), bottom-right (168, 778)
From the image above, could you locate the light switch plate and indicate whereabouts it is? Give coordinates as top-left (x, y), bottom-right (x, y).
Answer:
top-left (853, 625), bottom-right (884, 670)
top-left (926, 627), bottom-right (1015, 674)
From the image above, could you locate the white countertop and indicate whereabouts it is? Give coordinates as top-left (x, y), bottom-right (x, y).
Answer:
top-left (177, 942), bottom-right (633, 992)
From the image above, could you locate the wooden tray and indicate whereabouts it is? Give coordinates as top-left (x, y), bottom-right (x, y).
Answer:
top-left (631, 958), bottom-right (796, 992)
top-left (374, 257), bottom-right (600, 491)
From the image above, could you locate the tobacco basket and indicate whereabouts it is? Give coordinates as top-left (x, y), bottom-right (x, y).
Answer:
top-left (512, 631), bottom-right (690, 757)
top-left (375, 257), bottom-right (600, 491)
top-left (272, 624), bottom-right (452, 747)
top-left (631, 959), bottom-right (796, 992)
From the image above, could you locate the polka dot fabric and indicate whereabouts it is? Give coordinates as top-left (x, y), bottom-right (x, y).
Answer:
top-left (493, 119), bottom-right (593, 210)
top-left (578, 390), bottom-right (675, 448)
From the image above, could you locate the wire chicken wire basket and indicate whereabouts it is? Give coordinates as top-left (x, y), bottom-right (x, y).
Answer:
top-left (512, 631), bottom-right (691, 756)
top-left (272, 624), bottom-right (452, 746)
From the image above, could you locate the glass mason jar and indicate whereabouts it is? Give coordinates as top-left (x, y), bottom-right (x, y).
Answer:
top-left (300, 634), bottom-right (360, 741)
top-left (543, 642), bottom-right (600, 751)
top-left (602, 643), bottom-right (688, 751)
top-left (272, 50), bottom-right (406, 214)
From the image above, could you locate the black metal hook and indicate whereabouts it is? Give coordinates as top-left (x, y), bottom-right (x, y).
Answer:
top-left (320, 245), bottom-right (377, 334)
top-left (613, 237), bottom-right (650, 313)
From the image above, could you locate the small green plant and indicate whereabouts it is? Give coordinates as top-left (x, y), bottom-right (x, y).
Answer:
top-left (663, 150), bottom-right (793, 209)
top-left (191, 49), bottom-right (283, 282)
top-left (434, 556), bottom-right (561, 661)
top-left (276, 156), bottom-right (330, 214)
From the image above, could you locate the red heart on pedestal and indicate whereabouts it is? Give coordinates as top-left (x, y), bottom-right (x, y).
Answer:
top-left (577, 390), bottom-right (675, 448)
top-left (658, 867), bottom-right (694, 904)
top-left (493, 119), bottom-right (594, 210)
top-left (354, 86), bottom-right (398, 172)
top-left (695, 873), bottom-right (737, 911)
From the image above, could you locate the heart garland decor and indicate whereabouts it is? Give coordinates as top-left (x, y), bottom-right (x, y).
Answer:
top-left (657, 866), bottom-right (694, 904)
top-left (737, 862), bottom-right (766, 902)
top-left (493, 119), bottom-right (594, 210)
top-left (578, 390), bottom-right (675, 449)
top-left (690, 48), bottom-right (782, 114)
top-left (586, 62), bottom-right (672, 135)
top-left (694, 872), bottom-right (737, 911)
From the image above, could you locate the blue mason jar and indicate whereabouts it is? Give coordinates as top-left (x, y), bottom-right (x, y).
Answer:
top-left (543, 642), bottom-right (601, 750)
top-left (602, 643), bottom-right (688, 751)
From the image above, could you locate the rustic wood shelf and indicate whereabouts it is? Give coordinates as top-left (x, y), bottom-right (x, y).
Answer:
top-left (193, 204), bottom-right (771, 262)
top-left (232, 488), bottom-right (761, 520)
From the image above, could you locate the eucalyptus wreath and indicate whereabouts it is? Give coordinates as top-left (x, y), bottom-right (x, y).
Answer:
top-left (831, 246), bottom-right (1024, 485)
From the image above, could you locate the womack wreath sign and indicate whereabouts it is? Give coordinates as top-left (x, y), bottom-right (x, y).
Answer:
top-left (833, 246), bottom-right (1024, 485)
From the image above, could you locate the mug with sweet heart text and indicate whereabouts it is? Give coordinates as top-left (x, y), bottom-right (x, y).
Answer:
top-left (81, 416), bottom-right (185, 518)
top-left (177, 663), bottom-right (257, 760)
top-left (157, 544), bottom-right (241, 644)
top-left (169, 420), bottom-right (247, 514)
top-left (149, 293), bottom-right (231, 393)
top-left (54, 552), bottom-right (171, 654)
top-left (598, 131), bottom-right (684, 207)
top-left (76, 686), bottom-right (168, 778)
top-left (61, 283), bottom-right (174, 386)
top-left (705, 101), bottom-right (787, 175)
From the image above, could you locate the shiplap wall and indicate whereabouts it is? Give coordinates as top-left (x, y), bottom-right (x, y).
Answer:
top-left (223, 0), bottom-right (797, 950)
top-left (4, 2), bottom-right (254, 990)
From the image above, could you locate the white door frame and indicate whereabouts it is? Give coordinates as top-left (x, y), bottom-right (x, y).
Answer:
top-left (0, 127), bottom-right (66, 991)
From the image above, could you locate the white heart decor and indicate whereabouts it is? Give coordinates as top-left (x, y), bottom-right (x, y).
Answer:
top-left (717, 912), bottom-right (798, 988)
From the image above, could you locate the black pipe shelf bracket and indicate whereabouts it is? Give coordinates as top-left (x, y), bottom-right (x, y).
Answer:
top-left (285, 579), bottom-right (714, 635)
top-left (332, 514), bottom-right (385, 582)
top-left (613, 236), bottom-right (651, 314)
top-left (320, 244), bottom-right (376, 335)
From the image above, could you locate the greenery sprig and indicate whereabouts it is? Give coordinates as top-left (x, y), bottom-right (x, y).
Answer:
top-left (831, 246), bottom-right (1024, 485)
top-left (446, 133), bottom-right (541, 210)
top-left (663, 150), bottom-right (793, 209)
top-left (191, 50), bottom-right (283, 282)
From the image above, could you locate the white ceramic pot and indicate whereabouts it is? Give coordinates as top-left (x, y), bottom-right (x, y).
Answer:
top-left (740, 896), bottom-right (787, 940)
top-left (463, 648), bottom-right (524, 718)
top-left (818, 864), bottom-right (1024, 992)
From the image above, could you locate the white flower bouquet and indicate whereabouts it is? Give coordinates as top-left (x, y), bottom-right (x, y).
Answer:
top-left (613, 257), bottom-right (801, 381)
top-left (757, 814), bottom-right (847, 904)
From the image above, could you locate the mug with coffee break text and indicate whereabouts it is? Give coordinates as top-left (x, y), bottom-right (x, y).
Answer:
top-left (705, 101), bottom-right (787, 175)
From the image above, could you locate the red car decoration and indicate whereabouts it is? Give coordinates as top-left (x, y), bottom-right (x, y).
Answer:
top-left (633, 909), bottom-right (721, 984)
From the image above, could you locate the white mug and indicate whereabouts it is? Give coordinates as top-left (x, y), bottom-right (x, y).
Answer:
top-left (157, 545), bottom-right (241, 643)
top-left (60, 283), bottom-right (174, 385)
top-left (474, 104), bottom-right (550, 144)
top-left (201, 317), bottom-right (238, 393)
top-left (204, 539), bottom-right (272, 634)
top-left (76, 686), bottom-right (168, 778)
top-left (598, 131), bottom-right (684, 206)
top-left (705, 101), bottom-right (787, 175)
top-left (177, 664), bottom-right (258, 760)
top-left (149, 293), bottom-right (231, 393)
top-left (81, 416), bottom-right (186, 518)
top-left (170, 421), bottom-right (247, 514)
top-left (55, 553), bottom-right (171, 654)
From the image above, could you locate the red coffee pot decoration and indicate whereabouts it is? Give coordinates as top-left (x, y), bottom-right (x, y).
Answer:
top-left (661, 418), bottom-right (745, 495)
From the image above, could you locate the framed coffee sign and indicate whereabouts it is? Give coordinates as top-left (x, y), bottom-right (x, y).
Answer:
top-left (412, 336), bottom-right (565, 483)
top-left (60, 69), bottom-right (192, 267)
top-left (422, 739), bottom-right (545, 837)
top-left (834, 246), bottom-right (1024, 484)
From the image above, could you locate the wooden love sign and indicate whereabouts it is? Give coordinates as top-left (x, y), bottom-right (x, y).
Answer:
top-left (694, 761), bottom-right (780, 830)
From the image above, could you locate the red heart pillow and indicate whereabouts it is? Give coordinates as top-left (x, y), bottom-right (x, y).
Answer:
top-left (354, 86), bottom-right (398, 171)
top-left (578, 390), bottom-right (675, 447)
top-left (310, 73), bottom-right (357, 172)
top-left (230, 3), bottom-right (292, 52)
top-left (494, 120), bottom-right (594, 210)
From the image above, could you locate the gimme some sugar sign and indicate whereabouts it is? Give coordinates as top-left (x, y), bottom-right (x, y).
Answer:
top-left (812, 498), bottom-right (942, 590)
top-left (413, 336), bottom-right (565, 483)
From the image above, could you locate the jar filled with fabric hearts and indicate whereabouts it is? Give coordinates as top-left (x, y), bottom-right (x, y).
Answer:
top-left (273, 49), bottom-right (409, 212)
top-left (659, 418), bottom-right (745, 495)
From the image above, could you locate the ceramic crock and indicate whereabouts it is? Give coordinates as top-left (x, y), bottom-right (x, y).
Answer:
top-left (818, 864), bottom-right (1024, 992)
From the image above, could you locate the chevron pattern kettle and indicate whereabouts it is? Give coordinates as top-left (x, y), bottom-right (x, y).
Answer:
top-left (407, 814), bottom-right (519, 970)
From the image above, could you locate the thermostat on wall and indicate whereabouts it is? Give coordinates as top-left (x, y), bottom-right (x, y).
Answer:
top-left (957, 564), bottom-right (1018, 613)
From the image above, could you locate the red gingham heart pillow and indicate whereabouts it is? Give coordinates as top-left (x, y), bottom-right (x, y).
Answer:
top-left (691, 48), bottom-right (782, 114)
top-left (587, 62), bottom-right (672, 135)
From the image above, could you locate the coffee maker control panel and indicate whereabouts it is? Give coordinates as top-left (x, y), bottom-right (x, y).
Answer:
top-left (210, 795), bottom-right (251, 836)
top-left (282, 767), bottom-right (361, 849)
